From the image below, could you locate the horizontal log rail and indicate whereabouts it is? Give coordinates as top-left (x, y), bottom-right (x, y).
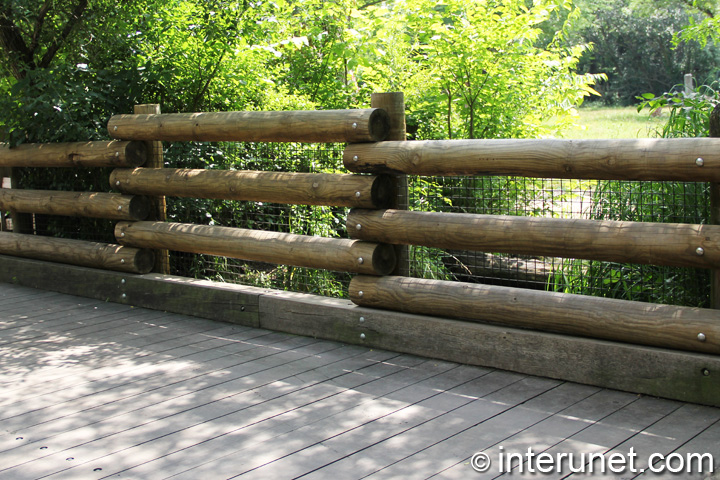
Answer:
top-left (0, 232), bottom-right (154, 274)
top-left (0, 189), bottom-right (150, 221)
top-left (115, 221), bottom-right (396, 275)
top-left (110, 168), bottom-right (395, 208)
top-left (0, 141), bottom-right (146, 168)
top-left (349, 275), bottom-right (720, 354)
top-left (348, 209), bottom-right (720, 269)
top-left (108, 109), bottom-right (390, 143)
top-left (344, 138), bottom-right (720, 181)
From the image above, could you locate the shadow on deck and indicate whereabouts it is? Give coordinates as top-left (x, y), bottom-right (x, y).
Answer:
top-left (1, 283), bottom-right (719, 480)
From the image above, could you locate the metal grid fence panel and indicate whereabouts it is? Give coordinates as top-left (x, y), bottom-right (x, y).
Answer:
top-left (11, 141), bottom-right (712, 307)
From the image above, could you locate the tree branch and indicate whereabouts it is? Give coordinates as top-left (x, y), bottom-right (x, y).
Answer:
top-left (29, 0), bottom-right (53, 54)
top-left (0, 5), bottom-right (34, 79)
top-left (38, 0), bottom-right (89, 69)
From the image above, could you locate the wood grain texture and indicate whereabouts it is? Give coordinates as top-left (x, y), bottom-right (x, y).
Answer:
top-left (348, 208), bottom-right (720, 269)
top-left (110, 168), bottom-right (395, 208)
top-left (0, 189), bottom-right (149, 221)
top-left (0, 256), bottom-right (718, 406)
top-left (134, 103), bottom-right (169, 274)
top-left (0, 256), bottom-right (260, 326)
top-left (0, 232), bottom-right (154, 273)
top-left (260, 291), bottom-right (720, 407)
top-left (108, 109), bottom-right (390, 143)
top-left (115, 221), bottom-right (396, 275)
top-left (348, 275), bottom-right (720, 354)
top-left (0, 140), bottom-right (146, 168)
top-left (344, 138), bottom-right (720, 181)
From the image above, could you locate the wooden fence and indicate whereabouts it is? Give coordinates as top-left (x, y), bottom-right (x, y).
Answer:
top-left (1, 95), bottom-right (719, 407)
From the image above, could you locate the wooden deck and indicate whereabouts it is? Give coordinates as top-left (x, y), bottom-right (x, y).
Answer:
top-left (1, 283), bottom-right (719, 480)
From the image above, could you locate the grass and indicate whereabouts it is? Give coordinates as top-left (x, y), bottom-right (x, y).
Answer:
top-left (559, 104), bottom-right (667, 139)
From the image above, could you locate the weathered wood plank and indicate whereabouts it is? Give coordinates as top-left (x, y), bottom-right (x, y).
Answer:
top-left (0, 256), bottom-right (261, 327)
top-left (2, 257), bottom-right (720, 407)
top-left (344, 138), bottom-right (720, 181)
top-left (349, 275), bottom-right (720, 354)
top-left (261, 290), bottom-right (720, 407)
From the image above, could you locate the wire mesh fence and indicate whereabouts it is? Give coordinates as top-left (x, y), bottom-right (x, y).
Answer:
top-left (7, 140), bottom-right (712, 307)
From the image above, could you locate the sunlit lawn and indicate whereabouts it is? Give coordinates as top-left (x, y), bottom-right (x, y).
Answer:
top-left (558, 104), bottom-right (667, 139)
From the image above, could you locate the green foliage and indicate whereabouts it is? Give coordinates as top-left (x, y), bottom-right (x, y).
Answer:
top-left (573, 0), bottom-right (720, 105)
top-left (638, 82), bottom-right (720, 137)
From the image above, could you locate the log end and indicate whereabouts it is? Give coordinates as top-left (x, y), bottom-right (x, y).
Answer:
top-left (368, 108), bottom-right (391, 142)
top-left (370, 175), bottom-right (396, 208)
top-left (132, 248), bottom-right (156, 274)
top-left (124, 141), bottom-right (148, 167)
top-left (128, 196), bottom-right (151, 221)
top-left (371, 243), bottom-right (397, 276)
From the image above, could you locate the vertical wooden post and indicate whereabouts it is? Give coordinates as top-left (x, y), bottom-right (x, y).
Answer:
top-left (134, 104), bottom-right (170, 274)
top-left (684, 73), bottom-right (694, 95)
top-left (710, 103), bottom-right (720, 308)
top-left (0, 167), bottom-right (33, 234)
top-left (371, 92), bottom-right (409, 276)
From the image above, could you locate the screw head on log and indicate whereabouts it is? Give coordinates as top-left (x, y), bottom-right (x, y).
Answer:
top-left (698, 332), bottom-right (707, 342)
top-left (358, 257), bottom-right (364, 265)
top-left (360, 333), bottom-right (366, 339)
top-left (356, 223), bottom-right (362, 231)
top-left (359, 316), bottom-right (365, 322)
top-left (703, 368), bottom-right (711, 376)
top-left (358, 290), bottom-right (364, 298)
top-left (696, 247), bottom-right (705, 256)
top-left (696, 157), bottom-right (704, 167)
top-left (353, 155), bottom-right (359, 162)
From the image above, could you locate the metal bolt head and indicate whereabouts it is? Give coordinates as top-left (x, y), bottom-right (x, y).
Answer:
top-left (115, 180), bottom-right (121, 186)
top-left (115, 151), bottom-right (120, 157)
top-left (352, 122), bottom-right (358, 129)
top-left (120, 232), bottom-right (125, 237)
top-left (698, 332), bottom-right (707, 342)
top-left (355, 191), bottom-right (361, 198)
top-left (353, 155), bottom-right (359, 162)
top-left (120, 259), bottom-right (125, 264)
top-left (121, 278), bottom-right (126, 284)
top-left (117, 205), bottom-right (123, 211)
top-left (356, 223), bottom-right (362, 231)
top-left (696, 247), bottom-right (705, 256)
top-left (696, 157), bottom-right (705, 167)
top-left (359, 316), bottom-right (365, 323)
top-left (360, 333), bottom-right (366, 340)
top-left (703, 368), bottom-right (711, 376)
top-left (113, 126), bottom-right (117, 131)
top-left (358, 290), bottom-right (364, 298)
top-left (358, 257), bottom-right (364, 265)
top-left (121, 293), bottom-right (127, 298)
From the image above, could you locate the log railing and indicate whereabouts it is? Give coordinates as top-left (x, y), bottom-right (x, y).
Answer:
top-left (1, 98), bottom-right (719, 359)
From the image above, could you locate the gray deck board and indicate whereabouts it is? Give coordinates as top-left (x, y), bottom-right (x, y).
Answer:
top-left (1, 283), bottom-right (719, 480)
